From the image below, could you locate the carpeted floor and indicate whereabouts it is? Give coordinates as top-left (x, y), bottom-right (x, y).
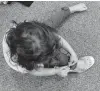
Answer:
top-left (0, 1), bottom-right (100, 91)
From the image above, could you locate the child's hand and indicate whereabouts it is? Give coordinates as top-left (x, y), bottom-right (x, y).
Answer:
top-left (70, 53), bottom-right (78, 62)
top-left (69, 54), bottom-right (78, 66)
top-left (56, 66), bottom-right (70, 77)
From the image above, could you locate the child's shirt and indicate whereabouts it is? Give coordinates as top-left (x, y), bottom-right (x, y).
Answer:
top-left (43, 47), bottom-right (70, 68)
top-left (3, 32), bottom-right (71, 73)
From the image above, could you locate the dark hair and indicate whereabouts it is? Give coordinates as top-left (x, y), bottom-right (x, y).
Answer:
top-left (6, 21), bottom-right (60, 70)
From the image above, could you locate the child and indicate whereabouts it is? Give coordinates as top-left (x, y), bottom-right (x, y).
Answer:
top-left (2, 3), bottom-right (95, 77)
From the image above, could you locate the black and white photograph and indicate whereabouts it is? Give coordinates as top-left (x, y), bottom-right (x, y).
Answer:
top-left (0, 1), bottom-right (99, 91)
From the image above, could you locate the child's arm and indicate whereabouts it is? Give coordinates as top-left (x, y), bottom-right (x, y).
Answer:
top-left (29, 66), bottom-right (70, 77)
top-left (55, 34), bottom-right (78, 64)
top-left (29, 67), bottom-right (58, 76)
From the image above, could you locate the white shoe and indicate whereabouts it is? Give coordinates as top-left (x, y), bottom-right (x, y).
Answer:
top-left (74, 3), bottom-right (88, 12)
top-left (69, 3), bottom-right (87, 13)
top-left (69, 56), bottom-right (95, 73)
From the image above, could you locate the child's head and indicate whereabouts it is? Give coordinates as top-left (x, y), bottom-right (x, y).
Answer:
top-left (6, 21), bottom-right (60, 70)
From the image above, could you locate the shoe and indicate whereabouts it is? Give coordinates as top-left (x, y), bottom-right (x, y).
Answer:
top-left (69, 56), bottom-right (95, 73)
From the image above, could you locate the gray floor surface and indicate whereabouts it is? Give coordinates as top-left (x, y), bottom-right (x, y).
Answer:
top-left (0, 1), bottom-right (100, 91)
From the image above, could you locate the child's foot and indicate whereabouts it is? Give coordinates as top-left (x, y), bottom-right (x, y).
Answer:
top-left (69, 56), bottom-right (95, 73)
top-left (69, 3), bottom-right (87, 13)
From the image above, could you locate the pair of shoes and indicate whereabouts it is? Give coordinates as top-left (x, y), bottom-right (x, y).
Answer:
top-left (69, 56), bottom-right (95, 73)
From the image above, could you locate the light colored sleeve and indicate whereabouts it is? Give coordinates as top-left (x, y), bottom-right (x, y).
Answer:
top-left (2, 34), bottom-right (28, 74)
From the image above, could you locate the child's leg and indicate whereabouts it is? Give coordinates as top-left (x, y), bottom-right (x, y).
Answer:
top-left (44, 3), bottom-right (87, 29)
top-left (44, 7), bottom-right (71, 29)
